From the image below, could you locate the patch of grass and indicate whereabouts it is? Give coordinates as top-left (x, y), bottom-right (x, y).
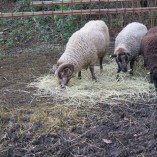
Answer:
top-left (111, 19), bottom-right (123, 28)
top-left (0, 103), bottom-right (84, 134)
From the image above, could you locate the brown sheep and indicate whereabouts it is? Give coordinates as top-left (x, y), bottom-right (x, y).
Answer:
top-left (140, 26), bottom-right (157, 91)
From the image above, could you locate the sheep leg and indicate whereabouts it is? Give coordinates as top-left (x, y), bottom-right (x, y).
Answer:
top-left (89, 65), bottom-right (96, 80)
top-left (78, 71), bottom-right (81, 79)
top-left (117, 64), bottom-right (121, 73)
top-left (99, 57), bottom-right (103, 71)
top-left (144, 58), bottom-right (147, 67)
top-left (150, 72), bottom-right (153, 83)
top-left (129, 59), bottom-right (135, 75)
top-left (116, 59), bottom-right (121, 73)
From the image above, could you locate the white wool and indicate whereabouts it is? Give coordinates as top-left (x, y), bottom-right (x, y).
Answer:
top-left (57, 20), bottom-right (110, 74)
top-left (114, 22), bottom-right (148, 56)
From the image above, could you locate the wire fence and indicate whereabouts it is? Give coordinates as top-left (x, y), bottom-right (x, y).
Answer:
top-left (0, 0), bottom-right (157, 56)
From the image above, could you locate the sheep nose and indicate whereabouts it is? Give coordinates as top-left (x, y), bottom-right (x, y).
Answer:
top-left (122, 68), bottom-right (127, 72)
top-left (120, 65), bottom-right (127, 72)
top-left (61, 84), bottom-right (66, 88)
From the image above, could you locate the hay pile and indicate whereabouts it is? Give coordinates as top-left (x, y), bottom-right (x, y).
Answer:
top-left (29, 60), bottom-right (156, 105)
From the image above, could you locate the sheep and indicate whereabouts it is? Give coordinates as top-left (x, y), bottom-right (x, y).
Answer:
top-left (140, 26), bottom-right (157, 91)
top-left (111, 22), bottom-right (148, 75)
top-left (53, 20), bottom-right (109, 88)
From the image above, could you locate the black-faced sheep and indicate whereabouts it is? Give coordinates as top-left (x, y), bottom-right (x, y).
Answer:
top-left (53, 20), bottom-right (110, 88)
top-left (111, 22), bottom-right (148, 75)
top-left (140, 26), bottom-right (157, 91)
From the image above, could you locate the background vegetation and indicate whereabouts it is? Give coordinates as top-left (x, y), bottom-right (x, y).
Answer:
top-left (0, 0), bottom-right (157, 54)
top-left (0, 0), bottom-right (128, 48)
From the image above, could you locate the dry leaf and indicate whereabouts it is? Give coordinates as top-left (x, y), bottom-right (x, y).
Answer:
top-left (103, 139), bottom-right (112, 144)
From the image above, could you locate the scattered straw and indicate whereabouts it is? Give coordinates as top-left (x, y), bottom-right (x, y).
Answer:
top-left (29, 59), bottom-right (156, 105)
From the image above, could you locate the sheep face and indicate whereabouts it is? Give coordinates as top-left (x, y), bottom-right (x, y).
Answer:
top-left (112, 52), bottom-right (131, 73)
top-left (55, 63), bottom-right (74, 88)
top-left (117, 54), bottom-right (129, 72)
top-left (57, 68), bottom-right (72, 87)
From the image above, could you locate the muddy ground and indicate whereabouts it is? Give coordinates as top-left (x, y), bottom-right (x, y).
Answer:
top-left (0, 45), bottom-right (157, 157)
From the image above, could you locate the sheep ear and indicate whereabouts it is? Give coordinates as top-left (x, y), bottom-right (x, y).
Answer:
top-left (110, 54), bottom-right (117, 58)
top-left (57, 64), bottom-right (74, 78)
top-left (126, 52), bottom-right (131, 56)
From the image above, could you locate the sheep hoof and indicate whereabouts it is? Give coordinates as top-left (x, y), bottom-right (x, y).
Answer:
top-left (129, 69), bottom-right (133, 75)
top-left (78, 76), bottom-right (82, 80)
top-left (92, 76), bottom-right (97, 81)
top-left (117, 70), bottom-right (121, 73)
top-left (61, 84), bottom-right (66, 88)
top-left (94, 79), bottom-right (97, 82)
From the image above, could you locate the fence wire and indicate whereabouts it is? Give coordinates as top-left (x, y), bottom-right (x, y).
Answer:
top-left (0, 0), bottom-right (157, 56)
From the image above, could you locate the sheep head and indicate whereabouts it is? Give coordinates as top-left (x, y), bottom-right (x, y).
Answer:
top-left (55, 63), bottom-right (74, 88)
top-left (111, 48), bottom-right (131, 73)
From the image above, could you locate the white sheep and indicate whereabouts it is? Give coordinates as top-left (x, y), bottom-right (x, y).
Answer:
top-left (111, 22), bottom-right (148, 75)
top-left (53, 20), bottom-right (109, 87)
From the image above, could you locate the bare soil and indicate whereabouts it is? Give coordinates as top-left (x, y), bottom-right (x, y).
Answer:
top-left (0, 46), bottom-right (157, 157)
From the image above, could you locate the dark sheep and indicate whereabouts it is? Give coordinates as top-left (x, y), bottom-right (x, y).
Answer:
top-left (140, 26), bottom-right (157, 91)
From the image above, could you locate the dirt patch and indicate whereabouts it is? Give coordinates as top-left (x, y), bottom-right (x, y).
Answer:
top-left (0, 50), bottom-right (157, 157)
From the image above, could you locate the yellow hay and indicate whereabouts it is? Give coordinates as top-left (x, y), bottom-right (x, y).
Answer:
top-left (29, 60), bottom-right (156, 105)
